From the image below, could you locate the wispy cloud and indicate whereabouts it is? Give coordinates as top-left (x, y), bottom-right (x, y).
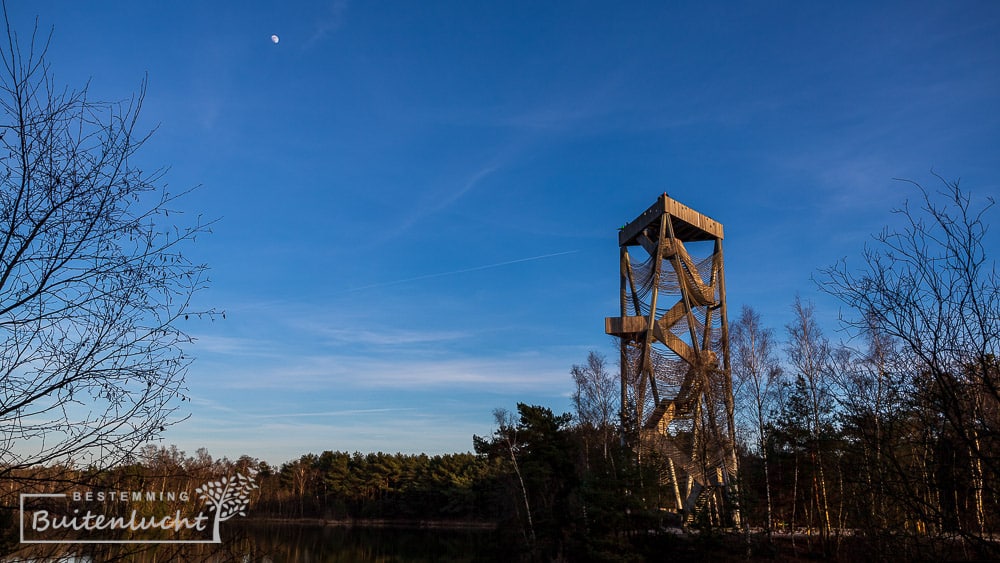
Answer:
top-left (189, 334), bottom-right (280, 356)
top-left (251, 408), bottom-right (416, 419)
top-left (315, 327), bottom-right (468, 346)
top-left (375, 162), bottom-right (502, 243)
top-left (344, 250), bottom-right (578, 292)
top-left (305, 0), bottom-right (349, 48)
top-left (187, 395), bottom-right (245, 415)
top-left (198, 353), bottom-right (571, 393)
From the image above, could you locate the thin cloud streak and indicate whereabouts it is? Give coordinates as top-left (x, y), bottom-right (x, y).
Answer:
top-left (345, 250), bottom-right (579, 292)
top-left (197, 353), bottom-right (571, 392)
top-left (252, 408), bottom-right (416, 419)
top-left (311, 327), bottom-right (468, 347)
top-left (374, 163), bottom-right (502, 244)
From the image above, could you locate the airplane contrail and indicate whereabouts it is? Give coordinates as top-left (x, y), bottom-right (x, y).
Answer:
top-left (346, 250), bottom-right (579, 292)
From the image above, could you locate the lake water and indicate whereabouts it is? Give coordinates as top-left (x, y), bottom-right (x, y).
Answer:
top-left (7, 522), bottom-right (504, 562)
top-left (227, 522), bottom-right (502, 562)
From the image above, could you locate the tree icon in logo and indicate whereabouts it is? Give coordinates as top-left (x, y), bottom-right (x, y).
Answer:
top-left (195, 469), bottom-right (259, 542)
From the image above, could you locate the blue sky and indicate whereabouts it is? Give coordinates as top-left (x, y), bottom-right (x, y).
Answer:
top-left (8, 1), bottom-right (999, 464)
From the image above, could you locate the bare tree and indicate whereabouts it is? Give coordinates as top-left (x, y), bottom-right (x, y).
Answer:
top-left (831, 316), bottom-right (907, 531)
top-left (822, 175), bottom-right (999, 552)
top-left (785, 297), bottom-right (835, 543)
top-left (0, 15), bottom-right (214, 476)
top-left (732, 305), bottom-right (782, 537)
top-left (570, 351), bottom-right (618, 462)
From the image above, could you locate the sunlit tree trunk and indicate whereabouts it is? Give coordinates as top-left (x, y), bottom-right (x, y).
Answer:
top-left (491, 408), bottom-right (535, 546)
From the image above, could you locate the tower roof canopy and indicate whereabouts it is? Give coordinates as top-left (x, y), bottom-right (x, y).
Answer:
top-left (618, 193), bottom-right (724, 246)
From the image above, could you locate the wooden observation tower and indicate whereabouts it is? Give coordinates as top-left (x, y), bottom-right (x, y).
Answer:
top-left (605, 193), bottom-right (739, 525)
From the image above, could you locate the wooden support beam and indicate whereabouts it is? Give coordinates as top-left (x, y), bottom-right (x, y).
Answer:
top-left (605, 311), bottom-right (697, 366)
top-left (637, 232), bottom-right (657, 257)
top-left (652, 319), bottom-right (697, 365)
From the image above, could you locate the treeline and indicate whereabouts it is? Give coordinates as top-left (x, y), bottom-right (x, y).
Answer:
top-left (726, 179), bottom-right (1000, 560)
top-left (257, 450), bottom-right (498, 522)
top-left (251, 400), bottom-right (732, 560)
top-left (0, 414), bottom-right (680, 561)
top-left (731, 302), bottom-right (999, 561)
top-left (0, 446), bottom-right (500, 524)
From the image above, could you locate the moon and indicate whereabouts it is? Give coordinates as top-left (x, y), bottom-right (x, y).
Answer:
top-left (270, 35), bottom-right (279, 44)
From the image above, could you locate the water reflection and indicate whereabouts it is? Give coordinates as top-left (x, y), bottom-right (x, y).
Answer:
top-left (6, 523), bottom-right (501, 562)
top-left (232, 522), bottom-right (500, 562)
